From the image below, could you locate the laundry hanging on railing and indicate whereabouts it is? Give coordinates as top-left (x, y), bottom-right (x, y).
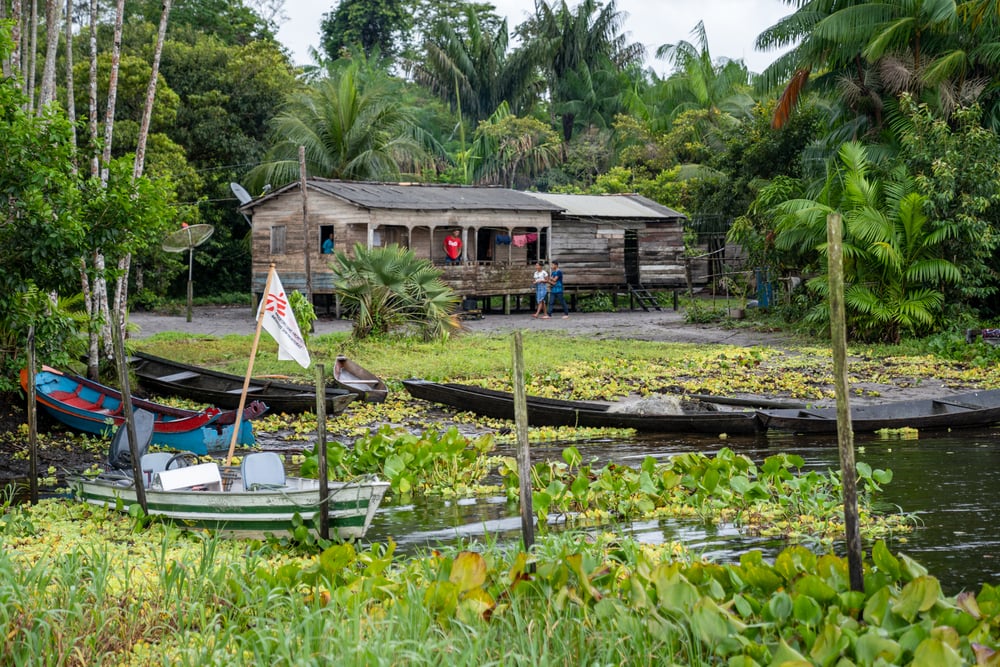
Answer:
top-left (495, 234), bottom-right (511, 245)
top-left (511, 233), bottom-right (537, 247)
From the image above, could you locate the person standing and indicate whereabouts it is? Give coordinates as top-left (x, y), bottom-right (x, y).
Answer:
top-left (322, 232), bottom-right (334, 254)
top-left (547, 260), bottom-right (569, 318)
top-left (532, 261), bottom-right (549, 318)
top-left (444, 229), bottom-right (463, 265)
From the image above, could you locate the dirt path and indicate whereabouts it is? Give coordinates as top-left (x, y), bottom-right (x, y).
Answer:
top-left (129, 305), bottom-right (794, 348)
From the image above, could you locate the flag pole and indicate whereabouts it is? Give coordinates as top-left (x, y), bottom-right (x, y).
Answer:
top-left (226, 263), bottom-right (275, 467)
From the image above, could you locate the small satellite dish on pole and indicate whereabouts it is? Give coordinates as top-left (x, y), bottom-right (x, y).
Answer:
top-left (162, 223), bottom-right (214, 323)
top-left (230, 182), bottom-right (253, 227)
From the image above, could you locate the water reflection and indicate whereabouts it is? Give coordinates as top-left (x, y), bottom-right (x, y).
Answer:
top-left (367, 429), bottom-right (1000, 595)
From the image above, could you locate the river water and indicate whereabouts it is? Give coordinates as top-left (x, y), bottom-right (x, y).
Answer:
top-left (365, 430), bottom-right (1000, 596)
top-left (11, 429), bottom-right (997, 595)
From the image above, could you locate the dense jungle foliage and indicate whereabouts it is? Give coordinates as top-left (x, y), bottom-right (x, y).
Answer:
top-left (6, 0), bottom-right (1000, 367)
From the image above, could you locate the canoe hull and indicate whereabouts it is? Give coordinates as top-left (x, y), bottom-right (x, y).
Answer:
top-left (402, 379), bottom-right (761, 435)
top-left (758, 389), bottom-right (1000, 434)
top-left (333, 356), bottom-right (388, 403)
top-left (132, 352), bottom-right (355, 415)
top-left (22, 367), bottom-right (258, 455)
top-left (69, 475), bottom-right (389, 540)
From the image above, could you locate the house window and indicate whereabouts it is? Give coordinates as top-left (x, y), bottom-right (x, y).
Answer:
top-left (320, 225), bottom-right (335, 254)
top-left (270, 225), bottom-right (286, 254)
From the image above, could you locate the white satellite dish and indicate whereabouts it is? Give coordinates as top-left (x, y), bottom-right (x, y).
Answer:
top-left (230, 182), bottom-right (253, 226)
top-left (230, 182), bottom-right (252, 205)
top-left (163, 224), bottom-right (214, 322)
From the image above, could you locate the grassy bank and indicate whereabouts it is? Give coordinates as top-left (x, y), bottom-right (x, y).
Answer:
top-left (5, 329), bottom-right (1000, 664)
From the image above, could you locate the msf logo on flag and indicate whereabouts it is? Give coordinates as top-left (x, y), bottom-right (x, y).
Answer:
top-left (264, 290), bottom-right (289, 318)
top-left (257, 270), bottom-right (311, 368)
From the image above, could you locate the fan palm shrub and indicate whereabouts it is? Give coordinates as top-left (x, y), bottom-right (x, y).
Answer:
top-left (773, 141), bottom-right (961, 343)
top-left (331, 244), bottom-right (460, 340)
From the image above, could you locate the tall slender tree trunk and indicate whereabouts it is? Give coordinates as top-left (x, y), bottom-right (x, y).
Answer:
top-left (38, 0), bottom-right (59, 110)
top-left (63, 0), bottom-right (76, 148)
top-left (99, 0), bottom-right (124, 184)
top-left (133, 0), bottom-right (170, 180)
top-left (115, 0), bottom-right (172, 326)
top-left (82, 0), bottom-right (99, 379)
top-left (87, 0), bottom-right (97, 177)
top-left (26, 0), bottom-right (37, 109)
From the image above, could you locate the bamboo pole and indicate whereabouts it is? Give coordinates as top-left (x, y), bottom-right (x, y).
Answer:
top-left (827, 212), bottom-right (863, 591)
top-left (512, 331), bottom-right (534, 549)
top-left (225, 264), bottom-right (275, 466)
top-left (315, 363), bottom-right (329, 540)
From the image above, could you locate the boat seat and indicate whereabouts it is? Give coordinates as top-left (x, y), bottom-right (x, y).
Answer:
top-left (139, 452), bottom-right (175, 487)
top-left (156, 371), bottom-right (199, 382)
top-left (226, 386), bottom-right (263, 394)
top-left (241, 452), bottom-right (286, 490)
top-left (345, 379), bottom-right (381, 385)
top-left (153, 462), bottom-right (222, 491)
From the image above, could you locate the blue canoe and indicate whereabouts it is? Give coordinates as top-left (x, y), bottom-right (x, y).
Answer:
top-left (21, 366), bottom-right (267, 455)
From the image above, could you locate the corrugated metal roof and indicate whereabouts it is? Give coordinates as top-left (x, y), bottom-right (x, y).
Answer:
top-left (239, 178), bottom-right (563, 212)
top-left (524, 192), bottom-right (686, 220)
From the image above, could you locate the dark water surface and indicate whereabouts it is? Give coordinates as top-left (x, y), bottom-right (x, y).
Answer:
top-left (366, 430), bottom-right (1000, 595)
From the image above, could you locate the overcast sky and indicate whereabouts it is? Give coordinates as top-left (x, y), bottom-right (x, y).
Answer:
top-left (275, 0), bottom-right (796, 76)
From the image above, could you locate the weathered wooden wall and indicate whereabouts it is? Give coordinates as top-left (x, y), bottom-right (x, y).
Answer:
top-left (250, 191), bottom-right (551, 296)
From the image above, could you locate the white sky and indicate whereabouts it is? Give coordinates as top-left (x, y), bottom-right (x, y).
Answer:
top-left (275, 0), bottom-right (796, 76)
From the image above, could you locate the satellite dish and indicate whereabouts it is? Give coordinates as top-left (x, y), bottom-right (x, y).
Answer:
top-left (162, 223), bottom-right (214, 253)
top-left (230, 182), bottom-right (254, 227)
top-left (230, 182), bottom-right (252, 205)
top-left (162, 224), bottom-right (215, 322)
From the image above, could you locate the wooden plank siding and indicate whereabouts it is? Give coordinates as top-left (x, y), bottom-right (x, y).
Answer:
top-left (250, 190), bottom-right (551, 297)
top-left (245, 181), bottom-right (697, 306)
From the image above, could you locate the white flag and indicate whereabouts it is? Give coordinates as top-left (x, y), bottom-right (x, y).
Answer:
top-left (257, 271), bottom-right (311, 368)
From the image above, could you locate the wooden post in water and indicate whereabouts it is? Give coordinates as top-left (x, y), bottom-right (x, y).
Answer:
top-left (512, 331), bottom-right (534, 549)
top-left (827, 212), bottom-right (863, 591)
top-left (110, 306), bottom-right (148, 514)
top-left (27, 326), bottom-right (38, 504)
top-left (315, 363), bottom-right (330, 540)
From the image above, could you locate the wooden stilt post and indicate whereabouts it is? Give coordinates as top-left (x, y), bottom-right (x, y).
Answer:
top-left (512, 331), bottom-right (534, 549)
top-left (827, 212), bottom-right (864, 591)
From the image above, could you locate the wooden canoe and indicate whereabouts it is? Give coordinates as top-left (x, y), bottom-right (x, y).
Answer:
top-left (131, 351), bottom-right (356, 415)
top-left (757, 388), bottom-right (1000, 433)
top-left (333, 356), bottom-right (388, 403)
top-left (402, 379), bottom-right (761, 435)
top-left (21, 366), bottom-right (264, 455)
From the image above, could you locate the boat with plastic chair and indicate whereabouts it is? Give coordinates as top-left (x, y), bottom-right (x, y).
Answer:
top-left (71, 439), bottom-right (389, 540)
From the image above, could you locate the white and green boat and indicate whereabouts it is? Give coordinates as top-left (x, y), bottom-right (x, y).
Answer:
top-left (69, 455), bottom-right (389, 540)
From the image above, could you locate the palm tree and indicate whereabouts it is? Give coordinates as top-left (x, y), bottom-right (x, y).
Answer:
top-left (654, 21), bottom-right (755, 128)
top-left (248, 61), bottom-right (429, 188)
top-left (464, 101), bottom-right (561, 187)
top-left (773, 141), bottom-right (961, 342)
top-left (525, 0), bottom-right (644, 143)
top-left (331, 243), bottom-right (460, 340)
top-left (415, 6), bottom-right (543, 122)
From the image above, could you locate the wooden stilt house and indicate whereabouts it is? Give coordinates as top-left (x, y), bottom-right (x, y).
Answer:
top-left (238, 179), bottom-right (689, 311)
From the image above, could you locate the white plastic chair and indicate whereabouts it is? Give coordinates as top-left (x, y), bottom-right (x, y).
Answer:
top-left (139, 452), bottom-right (175, 487)
top-left (241, 452), bottom-right (286, 491)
